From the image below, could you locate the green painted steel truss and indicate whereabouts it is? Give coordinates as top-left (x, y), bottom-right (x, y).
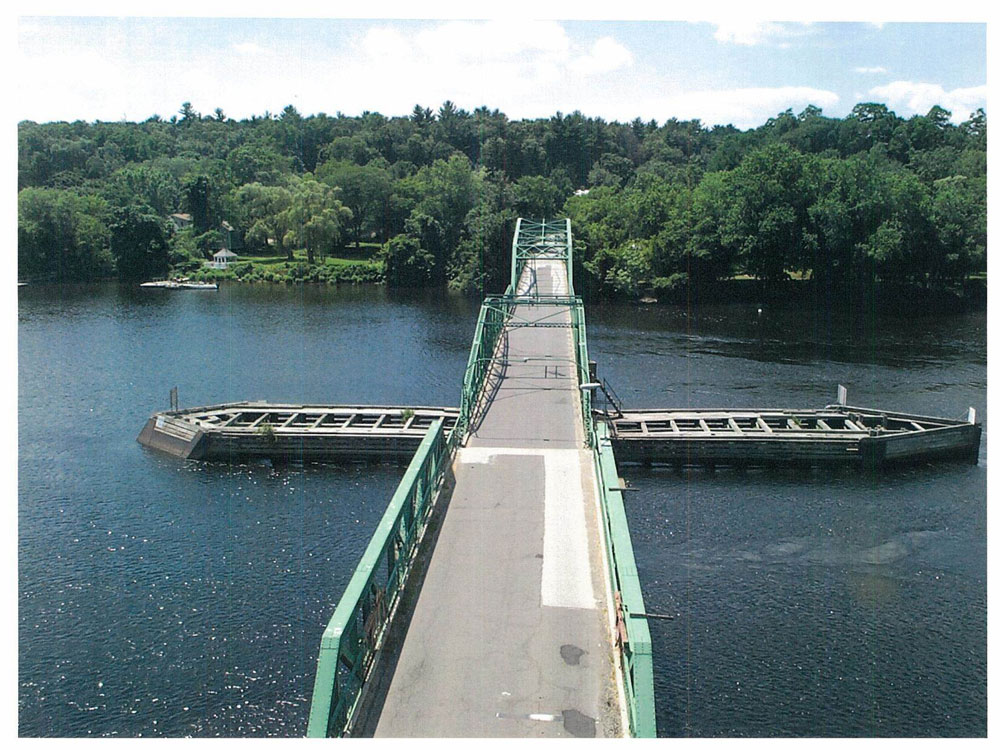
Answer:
top-left (510, 217), bottom-right (574, 294)
top-left (308, 217), bottom-right (657, 739)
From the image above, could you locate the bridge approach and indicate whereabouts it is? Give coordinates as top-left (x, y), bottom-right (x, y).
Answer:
top-left (305, 218), bottom-right (654, 737)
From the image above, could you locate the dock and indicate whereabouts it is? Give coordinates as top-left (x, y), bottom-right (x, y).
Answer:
top-left (140, 401), bottom-right (980, 468)
top-left (608, 405), bottom-right (981, 467)
top-left (137, 403), bottom-right (459, 461)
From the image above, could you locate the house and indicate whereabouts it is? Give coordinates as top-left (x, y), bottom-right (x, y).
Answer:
top-left (169, 213), bottom-right (193, 230)
top-left (207, 248), bottom-right (238, 269)
top-left (220, 220), bottom-right (242, 251)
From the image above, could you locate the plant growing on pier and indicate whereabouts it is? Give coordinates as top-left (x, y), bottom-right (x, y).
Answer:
top-left (257, 422), bottom-right (278, 444)
top-left (400, 408), bottom-right (415, 423)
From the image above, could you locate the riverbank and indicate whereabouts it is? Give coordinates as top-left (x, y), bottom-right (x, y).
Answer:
top-left (181, 255), bottom-right (384, 285)
top-left (26, 261), bottom-right (986, 315)
top-left (581, 276), bottom-right (987, 315)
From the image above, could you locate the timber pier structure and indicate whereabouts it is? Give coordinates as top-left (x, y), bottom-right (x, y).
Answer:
top-left (137, 217), bottom-right (982, 738)
top-left (140, 401), bottom-right (979, 468)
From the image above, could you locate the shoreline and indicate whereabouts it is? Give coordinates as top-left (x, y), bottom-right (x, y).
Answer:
top-left (20, 275), bottom-right (987, 315)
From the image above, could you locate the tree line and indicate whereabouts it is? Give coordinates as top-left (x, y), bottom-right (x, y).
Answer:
top-left (18, 100), bottom-right (985, 297)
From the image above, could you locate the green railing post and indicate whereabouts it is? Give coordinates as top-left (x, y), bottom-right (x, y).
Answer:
top-left (566, 217), bottom-right (574, 295)
top-left (590, 422), bottom-right (656, 737)
top-left (308, 217), bottom-right (656, 738)
top-left (306, 419), bottom-right (450, 737)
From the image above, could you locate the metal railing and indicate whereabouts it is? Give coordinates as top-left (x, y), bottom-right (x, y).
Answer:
top-left (569, 301), bottom-right (594, 445)
top-left (306, 217), bottom-right (655, 738)
top-left (569, 295), bottom-right (656, 737)
top-left (511, 217), bottom-right (573, 293)
top-left (591, 422), bottom-right (656, 737)
top-left (458, 295), bottom-right (514, 436)
top-left (306, 419), bottom-right (452, 737)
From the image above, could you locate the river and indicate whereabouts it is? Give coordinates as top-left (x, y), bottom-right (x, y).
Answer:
top-left (18, 282), bottom-right (986, 736)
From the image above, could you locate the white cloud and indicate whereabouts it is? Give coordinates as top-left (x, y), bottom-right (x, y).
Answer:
top-left (568, 37), bottom-right (633, 75)
top-left (332, 21), bottom-right (635, 118)
top-left (868, 81), bottom-right (987, 119)
top-left (712, 21), bottom-right (812, 46)
top-left (232, 42), bottom-right (269, 56)
top-left (644, 86), bottom-right (840, 129)
top-left (854, 66), bottom-right (888, 74)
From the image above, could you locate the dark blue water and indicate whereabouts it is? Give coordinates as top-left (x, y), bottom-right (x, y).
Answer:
top-left (19, 284), bottom-right (986, 736)
top-left (18, 283), bottom-right (476, 736)
top-left (586, 302), bottom-right (987, 737)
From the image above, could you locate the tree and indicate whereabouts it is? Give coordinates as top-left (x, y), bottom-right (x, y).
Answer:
top-left (103, 165), bottom-right (180, 215)
top-left (407, 153), bottom-right (480, 270)
top-left (317, 159), bottom-right (393, 246)
top-left (381, 233), bottom-right (436, 286)
top-left (512, 175), bottom-right (568, 219)
top-left (278, 178), bottom-right (352, 263)
top-left (109, 205), bottom-right (170, 280)
top-left (179, 101), bottom-right (199, 125)
top-left (234, 182), bottom-right (293, 257)
top-left (586, 153), bottom-right (634, 189)
top-left (226, 142), bottom-right (291, 185)
top-left (18, 188), bottom-right (113, 281)
top-left (183, 174), bottom-right (212, 232)
top-left (722, 143), bottom-right (818, 283)
top-left (927, 175), bottom-right (985, 282)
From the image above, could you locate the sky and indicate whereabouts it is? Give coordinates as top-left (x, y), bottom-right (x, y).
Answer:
top-left (14, 9), bottom-right (988, 129)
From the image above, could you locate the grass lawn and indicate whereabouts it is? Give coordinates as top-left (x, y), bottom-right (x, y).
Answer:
top-left (183, 249), bottom-right (384, 284)
top-left (234, 250), bottom-right (378, 267)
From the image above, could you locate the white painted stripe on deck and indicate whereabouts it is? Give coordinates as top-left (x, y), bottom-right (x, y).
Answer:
top-left (457, 447), bottom-right (595, 610)
top-left (540, 449), bottom-right (594, 609)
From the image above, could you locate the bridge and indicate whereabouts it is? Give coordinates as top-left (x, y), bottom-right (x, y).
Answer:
top-left (304, 218), bottom-right (653, 737)
top-left (136, 217), bottom-right (982, 738)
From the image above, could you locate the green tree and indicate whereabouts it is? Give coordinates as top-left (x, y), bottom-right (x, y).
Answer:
top-left (234, 182), bottom-right (294, 257)
top-left (511, 175), bottom-right (568, 219)
top-left (381, 233), bottom-right (436, 286)
top-left (722, 143), bottom-right (818, 282)
top-left (103, 165), bottom-right (181, 215)
top-left (226, 142), bottom-right (291, 185)
top-left (278, 178), bottom-right (352, 263)
top-left (109, 205), bottom-right (170, 281)
top-left (317, 159), bottom-right (393, 246)
top-left (18, 188), bottom-right (113, 281)
top-left (183, 174), bottom-right (212, 232)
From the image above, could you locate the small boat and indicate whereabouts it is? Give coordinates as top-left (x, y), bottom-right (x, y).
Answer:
top-left (141, 279), bottom-right (218, 290)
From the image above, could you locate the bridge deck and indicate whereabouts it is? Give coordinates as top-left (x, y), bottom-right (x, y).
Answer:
top-left (369, 259), bottom-right (623, 737)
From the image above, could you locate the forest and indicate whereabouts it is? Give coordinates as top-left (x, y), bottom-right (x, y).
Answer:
top-left (17, 100), bottom-right (986, 301)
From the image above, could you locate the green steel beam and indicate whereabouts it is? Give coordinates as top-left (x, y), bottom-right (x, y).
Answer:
top-left (306, 419), bottom-right (450, 737)
top-left (566, 273), bottom-right (656, 737)
top-left (510, 217), bottom-right (573, 294)
top-left (592, 422), bottom-right (656, 737)
top-left (307, 216), bottom-right (656, 739)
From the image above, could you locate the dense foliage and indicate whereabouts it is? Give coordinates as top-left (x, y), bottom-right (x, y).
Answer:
top-left (18, 101), bottom-right (985, 297)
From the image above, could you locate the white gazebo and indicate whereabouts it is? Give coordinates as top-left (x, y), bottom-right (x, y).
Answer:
top-left (208, 248), bottom-right (238, 269)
